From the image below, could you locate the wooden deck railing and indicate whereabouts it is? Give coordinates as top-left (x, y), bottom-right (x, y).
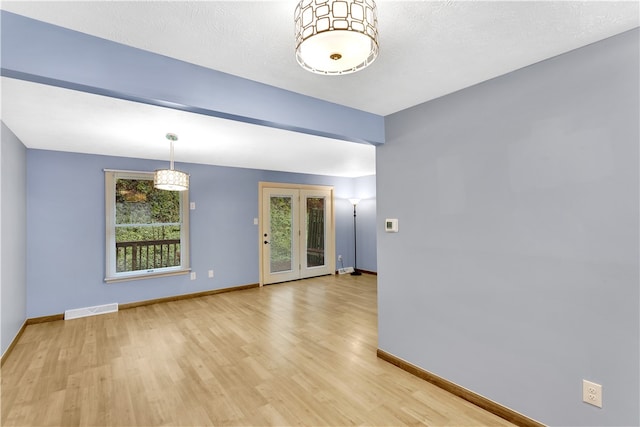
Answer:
top-left (307, 208), bottom-right (325, 267)
top-left (116, 239), bottom-right (181, 272)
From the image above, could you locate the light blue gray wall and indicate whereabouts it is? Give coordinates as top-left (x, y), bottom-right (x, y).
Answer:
top-left (377, 29), bottom-right (639, 426)
top-left (26, 149), bottom-right (376, 318)
top-left (354, 175), bottom-right (377, 273)
top-left (1, 122), bottom-right (28, 355)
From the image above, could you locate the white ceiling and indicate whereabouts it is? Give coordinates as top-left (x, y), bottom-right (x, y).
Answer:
top-left (1, 77), bottom-right (377, 177)
top-left (1, 1), bottom-right (638, 176)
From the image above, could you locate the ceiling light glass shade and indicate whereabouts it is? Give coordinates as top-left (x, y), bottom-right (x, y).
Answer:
top-left (154, 133), bottom-right (189, 191)
top-left (154, 169), bottom-right (189, 191)
top-left (295, 0), bottom-right (379, 75)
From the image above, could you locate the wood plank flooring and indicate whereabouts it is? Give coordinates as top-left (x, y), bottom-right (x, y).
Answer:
top-left (1, 274), bottom-right (515, 426)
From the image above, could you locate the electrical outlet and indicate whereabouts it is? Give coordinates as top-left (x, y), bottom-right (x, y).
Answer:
top-left (190, 272), bottom-right (196, 280)
top-left (208, 270), bottom-right (214, 278)
top-left (583, 380), bottom-right (602, 408)
top-left (338, 255), bottom-right (343, 261)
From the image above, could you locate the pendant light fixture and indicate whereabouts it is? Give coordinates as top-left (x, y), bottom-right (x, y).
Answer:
top-left (295, 0), bottom-right (379, 75)
top-left (154, 133), bottom-right (189, 191)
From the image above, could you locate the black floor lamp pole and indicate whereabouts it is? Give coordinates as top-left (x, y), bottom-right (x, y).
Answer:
top-left (351, 200), bottom-right (361, 276)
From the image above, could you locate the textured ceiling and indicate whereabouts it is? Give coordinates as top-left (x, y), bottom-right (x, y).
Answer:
top-left (3, 1), bottom-right (637, 115)
top-left (1, 1), bottom-right (638, 176)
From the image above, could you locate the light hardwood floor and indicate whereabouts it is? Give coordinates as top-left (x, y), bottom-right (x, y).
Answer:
top-left (1, 274), bottom-right (515, 426)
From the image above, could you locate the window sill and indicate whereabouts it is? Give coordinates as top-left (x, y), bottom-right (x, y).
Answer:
top-left (105, 268), bottom-right (190, 284)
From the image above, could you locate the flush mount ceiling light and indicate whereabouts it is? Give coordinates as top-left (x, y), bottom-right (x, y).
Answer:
top-left (154, 133), bottom-right (189, 191)
top-left (295, 0), bottom-right (379, 75)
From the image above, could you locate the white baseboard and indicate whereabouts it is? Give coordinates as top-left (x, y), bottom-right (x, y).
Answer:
top-left (64, 303), bottom-right (118, 320)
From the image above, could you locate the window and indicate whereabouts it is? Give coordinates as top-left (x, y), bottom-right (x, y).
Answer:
top-left (105, 170), bottom-right (189, 282)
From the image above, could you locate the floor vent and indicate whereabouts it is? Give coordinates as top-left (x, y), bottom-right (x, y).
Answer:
top-left (64, 303), bottom-right (118, 320)
top-left (338, 267), bottom-right (354, 274)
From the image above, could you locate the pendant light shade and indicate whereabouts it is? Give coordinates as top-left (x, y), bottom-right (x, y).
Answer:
top-left (295, 0), bottom-right (379, 75)
top-left (154, 133), bottom-right (189, 191)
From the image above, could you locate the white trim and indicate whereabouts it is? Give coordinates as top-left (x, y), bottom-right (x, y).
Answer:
top-left (104, 268), bottom-right (190, 284)
top-left (103, 168), bottom-right (151, 174)
top-left (258, 182), bottom-right (335, 286)
top-left (104, 170), bottom-right (190, 282)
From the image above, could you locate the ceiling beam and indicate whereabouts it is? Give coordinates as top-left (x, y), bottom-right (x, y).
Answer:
top-left (0, 11), bottom-right (385, 146)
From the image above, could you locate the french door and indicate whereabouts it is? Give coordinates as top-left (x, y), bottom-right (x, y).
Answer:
top-left (260, 183), bottom-right (334, 285)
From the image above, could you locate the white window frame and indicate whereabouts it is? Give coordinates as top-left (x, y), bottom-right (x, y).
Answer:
top-left (104, 170), bottom-right (190, 283)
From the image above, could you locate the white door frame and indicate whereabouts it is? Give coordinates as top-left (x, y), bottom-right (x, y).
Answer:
top-left (259, 182), bottom-right (335, 286)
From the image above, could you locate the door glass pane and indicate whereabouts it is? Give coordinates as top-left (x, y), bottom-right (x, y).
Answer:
top-left (306, 197), bottom-right (325, 267)
top-left (270, 196), bottom-right (293, 273)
